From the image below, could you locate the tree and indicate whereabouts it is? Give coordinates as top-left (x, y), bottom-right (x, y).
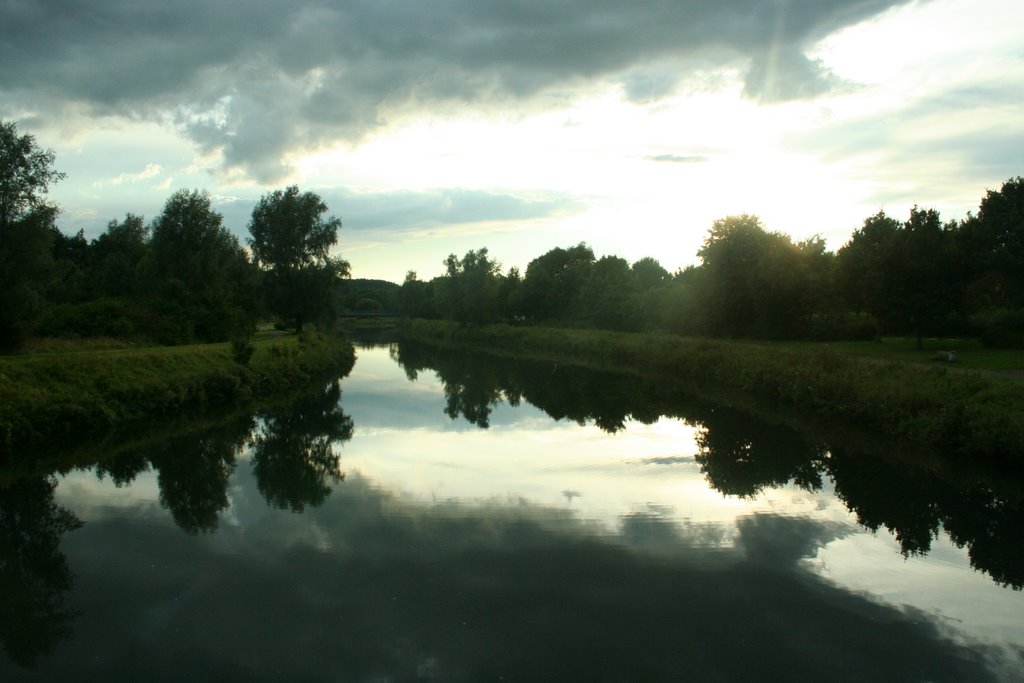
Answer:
top-left (579, 255), bottom-right (639, 331)
top-left (398, 270), bottom-right (436, 318)
top-left (90, 213), bottom-right (148, 299)
top-left (437, 248), bottom-right (503, 323)
top-left (248, 185), bottom-right (349, 332)
top-left (696, 214), bottom-right (829, 338)
top-left (837, 208), bottom-right (957, 348)
top-left (0, 120), bottom-right (65, 350)
top-left (145, 189), bottom-right (256, 343)
top-left (972, 176), bottom-right (1024, 307)
top-left (520, 243), bottom-right (595, 322)
top-left (956, 178), bottom-right (1024, 346)
top-left (836, 211), bottom-right (901, 339)
top-left (891, 207), bottom-right (958, 348)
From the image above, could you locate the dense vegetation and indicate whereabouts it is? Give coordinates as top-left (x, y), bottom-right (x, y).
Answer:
top-left (0, 333), bottom-right (355, 452)
top-left (0, 120), bottom-right (348, 351)
top-left (397, 183), bottom-right (1024, 349)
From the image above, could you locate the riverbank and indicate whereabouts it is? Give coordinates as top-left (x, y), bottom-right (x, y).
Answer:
top-left (0, 333), bottom-right (356, 452)
top-left (402, 320), bottom-right (1023, 463)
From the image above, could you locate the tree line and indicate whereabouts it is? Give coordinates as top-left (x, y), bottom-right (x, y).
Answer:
top-left (398, 179), bottom-right (1024, 348)
top-left (0, 120), bottom-right (347, 351)
top-left (4, 117), bottom-right (1022, 350)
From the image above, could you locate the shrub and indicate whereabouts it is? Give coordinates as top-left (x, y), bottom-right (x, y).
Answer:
top-left (971, 308), bottom-right (1024, 349)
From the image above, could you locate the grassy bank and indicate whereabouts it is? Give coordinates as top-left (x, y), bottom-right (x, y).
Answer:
top-left (402, 320), bottom-right (1024, 463)
top-left (0, 333), bottom-right (355, 452)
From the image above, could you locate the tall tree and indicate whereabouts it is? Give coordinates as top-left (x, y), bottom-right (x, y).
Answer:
top-left (579, 255), bottom-right (639, 331)
top-left (145, 189), bottom-right (255, 343)
top-left (520, 243), bottom-right (595, 323)
top-left (90, 213), bottom-right (148, 300)
top-left (0, 120), bottom-right (65, 350)
top-left (248, 186), bottom-right (349, 332)
top-left (890, 206), bottom-right (958, 349)
top-left (696, 214), bottom-right (829, 338)
top-left (437, 248), bottom-right (503, 323)
top-left (835, 211), bottom-right (901, 339)
top-left (958, 177), bottom-right (1024, 310)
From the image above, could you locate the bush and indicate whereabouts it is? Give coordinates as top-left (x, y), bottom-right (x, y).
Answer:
top-left (971, 308), bottom-right (1024, 348)
top-left (39, 299), bottom-right (135, 339)
top-left (354, 297), bottom-right (383, 313)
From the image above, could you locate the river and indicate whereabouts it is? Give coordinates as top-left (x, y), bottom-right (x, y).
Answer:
top-left (1, 342), bottom-right (1022, 681)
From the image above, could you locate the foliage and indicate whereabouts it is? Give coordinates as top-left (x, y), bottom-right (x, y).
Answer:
top-left (578, 255), bottom-right (639, 331)
top-left (0, 476), bottom-right (82, 666)
top-left (398, 271), bottom-right (437, 318)
top-left (0, 121), bottom-right (65, 350)
top-left (144, 189), bottom-right (258, 343)
top-left (402, 319), bottom-right (1024, 465)
top-left (958, 177), bottom-right (1024, 315)
top-left (337, 278), bottom-right (400, 313)
top-left (696, 215), bottom-right (830, 338)
top-left (392, 338), bottom-right (1023, 588)
top-left (970, 307), bottom-right (1024, 349)
top-left (520, 243), bottom-right (595, 322)
top-left (437, 248), bottom-right (505, 323)
top-left (250, 380), bottom-right (353, 511)
top-left (248, 185), bottom-right (349, 331)
top-left (0, 335), bottom-right (355, 453)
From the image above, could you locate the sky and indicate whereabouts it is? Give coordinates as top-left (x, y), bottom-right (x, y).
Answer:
top-left (2, 0), bottom-right (1022, 282)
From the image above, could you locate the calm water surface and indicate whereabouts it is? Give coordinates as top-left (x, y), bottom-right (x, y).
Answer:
top-left (2, 342), bottom-right (1022, 681)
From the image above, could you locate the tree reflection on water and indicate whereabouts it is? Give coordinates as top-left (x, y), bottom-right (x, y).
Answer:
top-left (250, 380), bottom-right (353, 512)
top-left (0, 476), bottom-right (82, 667)
top-left (96, 381), bottom-right (356, 528)
top-left (394, 340), bottom-right (1024, 591)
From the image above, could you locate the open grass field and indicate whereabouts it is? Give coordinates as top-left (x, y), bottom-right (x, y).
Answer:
top-left (763, 337), bottom-right (1023, 374)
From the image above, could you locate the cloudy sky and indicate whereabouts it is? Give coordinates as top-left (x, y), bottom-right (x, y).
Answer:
top-left (3, 0), bottom-right (1022, 281)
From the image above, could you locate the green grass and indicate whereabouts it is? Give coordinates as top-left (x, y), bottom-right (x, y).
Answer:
top-left (763, 337), bottom-right (1024, 373)
top-left (0, 333), bottom-right (355, 452)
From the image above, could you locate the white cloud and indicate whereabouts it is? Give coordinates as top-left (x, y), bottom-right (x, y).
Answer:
top-left (93, 163), bottom-right (163, 188)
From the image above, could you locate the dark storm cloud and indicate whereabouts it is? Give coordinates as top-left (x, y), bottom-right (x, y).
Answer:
top-left (0, 0), bottom-right (919, 180)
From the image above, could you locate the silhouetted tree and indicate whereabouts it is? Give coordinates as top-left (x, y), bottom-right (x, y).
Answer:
top-left (579, 255), bottom-right (639, 331)
top-left (891, 207), bottom-right (958, 349)
top-left (89, 213), bottom-right (148, 300)
top-left (520, 243), bottom-right (595, 323)
top-left (957, 177), bottom-right (1024, 347)
top-left (0, 120), bottom-right (65, 350)
top-left (835, 211), bottom-right (901, 340)
top-left (398, 270), bottom-right (437, 318)
top-left (437, 248), bottom-right (503, 323)
top-left (248, 185), bottom-right (349, 332)
top-left (967, 176), bottom-right (1024, 307)
top-left (696, 215), bottom-right (831, 338)
top-left (144, 189), bottom-right (256, 343)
